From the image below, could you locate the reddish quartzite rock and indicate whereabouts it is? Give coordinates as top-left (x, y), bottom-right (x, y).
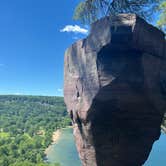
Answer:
top-left (64, 14), bottom-right (166, 166)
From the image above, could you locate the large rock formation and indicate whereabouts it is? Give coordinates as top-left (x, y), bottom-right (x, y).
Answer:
top-left (64, 14), bottom-right (166, 166)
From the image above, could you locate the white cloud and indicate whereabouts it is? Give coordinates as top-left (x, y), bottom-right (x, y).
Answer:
top-left (72, 36), bottom-right (79, 40)
top-left (14, 92), bottom-right (23, 95)
top-left (60, 25), bottom-right (88, 35)
top-left (57, 88), bottom-right (63, 92)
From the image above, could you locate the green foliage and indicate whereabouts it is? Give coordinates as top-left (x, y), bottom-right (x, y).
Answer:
top-left (157, 1), bottom-right (166, 32)
top-left (162, 113), bottom-right (166, 126)
top-left (73, 0), bottom-right (161, 24)
top-left (0, 95), bottom-right (70, 166)
top-left (74, 1), bottom-right (99, 24)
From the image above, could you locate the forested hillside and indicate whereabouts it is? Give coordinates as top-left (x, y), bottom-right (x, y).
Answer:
top-left (0, 95), bottom-right (71, 166)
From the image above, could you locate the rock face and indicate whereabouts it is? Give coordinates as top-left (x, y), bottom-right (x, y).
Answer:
top-left (64, 14), bottom-right (166, 166)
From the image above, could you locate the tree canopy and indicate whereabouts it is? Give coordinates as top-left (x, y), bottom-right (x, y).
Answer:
top-left (0, 95), bottom-right (70, 166)
top-left (157, 1), bottom-right (166, 32)
top-left (73, 0), bottom-right (162, 25)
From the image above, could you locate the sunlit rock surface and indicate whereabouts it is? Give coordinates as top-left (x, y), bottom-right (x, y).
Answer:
top-left (64, 14), bottom-right (166, 166)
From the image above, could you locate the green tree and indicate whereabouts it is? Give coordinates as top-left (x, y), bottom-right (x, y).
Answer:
top-left (157, 1), bottom-right (166, 32)
top-left (74, 0), bottom-right (161, 24)
top-left (0, 95), bottom-right (69, 165)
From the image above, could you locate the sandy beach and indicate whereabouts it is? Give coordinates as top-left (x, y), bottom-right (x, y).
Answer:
top-left (52, 129), bottom-right (61, 143)
top-left (44, 126), bottom-right (73, 155)
top-left (45, 129), bottom-right (61, 155)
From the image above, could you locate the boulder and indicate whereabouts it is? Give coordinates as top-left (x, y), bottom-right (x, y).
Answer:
top-left (64, 14), bottom-right (166, 166)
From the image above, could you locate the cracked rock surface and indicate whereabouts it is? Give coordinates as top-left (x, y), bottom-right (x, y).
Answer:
top-left (64, 14), bottom-right (166, 166)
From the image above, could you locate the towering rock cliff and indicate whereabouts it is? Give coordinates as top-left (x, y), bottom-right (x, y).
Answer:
top-left (64, 14), bottom-right (166, 166)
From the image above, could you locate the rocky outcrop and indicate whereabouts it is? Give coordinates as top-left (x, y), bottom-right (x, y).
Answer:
top-left (64, 14), bottom-right (166, 166)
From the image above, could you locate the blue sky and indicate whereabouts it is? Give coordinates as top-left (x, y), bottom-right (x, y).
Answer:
top-left (0, 0), bottom-right (88, 96)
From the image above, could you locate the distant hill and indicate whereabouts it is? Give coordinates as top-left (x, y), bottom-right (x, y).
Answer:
top-left (0, 95), bottom-right (70, 166)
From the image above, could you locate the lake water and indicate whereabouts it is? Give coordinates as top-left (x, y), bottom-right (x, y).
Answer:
top-left (46, 128), bottom-right (81, 166)
top-left (46, 128), bottom-right (166, 166)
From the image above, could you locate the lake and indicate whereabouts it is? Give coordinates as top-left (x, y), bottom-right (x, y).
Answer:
top-left (46, 128), bottom-right (166, 166)
top-left (46, 128), bottom-right (81, 166)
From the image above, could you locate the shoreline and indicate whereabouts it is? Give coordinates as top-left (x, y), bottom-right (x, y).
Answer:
top-left (44, 126), bottom-right (73, 155)
top-left (52, 129), bottom-right (61, 143)
top-left (44, 129), bottom-right (61, 155)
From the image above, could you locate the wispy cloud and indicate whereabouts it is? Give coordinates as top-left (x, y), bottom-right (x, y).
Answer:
top-left (14, 92), bottom-right (23, 95)
top-left (72, 36), bottom-right (79, 40)
top-left (60, 25), bottom-right (88, 35)
top-left (57, 88), bottom-right (63, 92)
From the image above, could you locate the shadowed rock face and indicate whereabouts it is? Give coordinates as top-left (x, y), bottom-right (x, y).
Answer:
top-left (64, 14), bottom-right (166, 166)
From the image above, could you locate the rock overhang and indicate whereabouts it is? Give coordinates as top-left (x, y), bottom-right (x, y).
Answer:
top-left (64, 14), bottom-right (166, 166)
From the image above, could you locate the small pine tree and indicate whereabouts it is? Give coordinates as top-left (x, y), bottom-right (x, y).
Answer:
top-left (73, 0), bottom-right (161, 24)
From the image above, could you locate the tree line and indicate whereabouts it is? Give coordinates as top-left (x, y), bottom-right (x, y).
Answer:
top-left (0, 95), bottom-right (71, 166)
